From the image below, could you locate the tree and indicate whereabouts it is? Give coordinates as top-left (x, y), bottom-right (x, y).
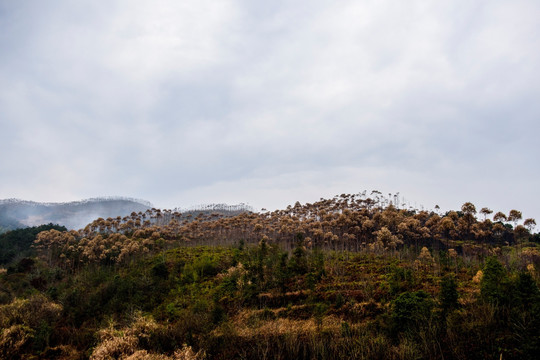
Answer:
top-left (439, 274), bottom-right (460, 317)
top-left (480, 207), bottom-right (493, 220)
top-left (508, 210), bottom-right (522, 228)
top-left (391, 290), bottom-right (433, 336)
top-left (418, 246), bottom-right (434, 264)
top-left (461, 202), bottom-right (477, 216)
top-left (510, 272), bottom-right (540, 358)
top-left (289, 241), bottom-right (308, 275)
top-left (514, 271), bottom-right (540, 308)
top-left (461, 202), bottom-right (477, 240)
top-left (374, 226), bottom-right (402, 254)
top-left (439, 217), bottom-right (456, 245)
top-left (514, 225), bottom-right (530, 249)
top-left (481, 257), bottom-right (509, 305)
top-left (524, 218), bottom-right (536, 233)
top-left (493, 212), bottom-right (507, 223)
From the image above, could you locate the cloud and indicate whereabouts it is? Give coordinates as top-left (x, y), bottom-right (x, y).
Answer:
top-left (1, 0), bottom-right (540, 221)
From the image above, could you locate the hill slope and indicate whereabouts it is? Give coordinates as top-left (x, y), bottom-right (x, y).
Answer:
top-left (0, 193), bottom-right (539, 359)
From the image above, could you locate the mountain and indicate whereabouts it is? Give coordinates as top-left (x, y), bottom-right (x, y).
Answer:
top-left (0, 197), bottom-right (153, 231)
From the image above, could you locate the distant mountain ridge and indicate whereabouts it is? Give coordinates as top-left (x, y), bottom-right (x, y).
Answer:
top-left (0, 197), bottom-right (153, 231)
top-left (0, 197), bottom-right (153, 208)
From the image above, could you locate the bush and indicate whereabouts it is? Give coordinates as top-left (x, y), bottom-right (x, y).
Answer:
top-left (152, 262), bottom-right (169, 279)
top-left (0, 295), bottom-right (62, 356)
top-left (391, 290), bottom-right (433, 336)
top-left (387, 265), bottom-right (415, 295)
top-left (0, 325), bottom-right (33, 359)
top-left (190, 256), bottom-right (219, 279)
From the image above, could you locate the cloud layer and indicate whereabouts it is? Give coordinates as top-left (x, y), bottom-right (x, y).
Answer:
top-left (1, 0), bottom-right (539, 221)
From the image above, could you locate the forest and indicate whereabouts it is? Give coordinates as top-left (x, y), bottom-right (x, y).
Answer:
top-left (0, 192), bottom-right (539, 359)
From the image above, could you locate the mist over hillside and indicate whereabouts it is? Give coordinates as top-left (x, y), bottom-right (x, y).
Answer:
top-left (0, 197), bottom-right (152, 231)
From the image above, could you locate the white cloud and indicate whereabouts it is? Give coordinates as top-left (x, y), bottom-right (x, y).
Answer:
top-left (1, 0), bottom-right (540, 221)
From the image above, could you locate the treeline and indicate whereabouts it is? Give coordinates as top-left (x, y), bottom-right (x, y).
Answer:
top-left (32, 194), bottom-right (537, 271)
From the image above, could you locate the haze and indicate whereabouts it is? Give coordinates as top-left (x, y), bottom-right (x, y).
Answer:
top-left (1, 1), bottom-right (539, 220)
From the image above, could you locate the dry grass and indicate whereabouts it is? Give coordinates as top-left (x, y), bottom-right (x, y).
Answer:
top-left (90, 313), bottom-right (205, 360)
top-left (0, 325), bottom-right (32, 359)
top-left (215, 310), bottom-right (343, 338)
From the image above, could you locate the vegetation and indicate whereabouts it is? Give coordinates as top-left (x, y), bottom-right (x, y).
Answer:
top-left (0, 192), bottom-right (539, 359)
top-left (0, 224), bottom-right (67, 265)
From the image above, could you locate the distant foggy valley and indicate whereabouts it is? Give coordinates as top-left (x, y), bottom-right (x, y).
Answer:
top-left (0, 197), bottom-right (152, 232)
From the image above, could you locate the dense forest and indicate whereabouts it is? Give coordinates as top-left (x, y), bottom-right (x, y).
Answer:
top-left (1, 192), bottom-right (539, 359)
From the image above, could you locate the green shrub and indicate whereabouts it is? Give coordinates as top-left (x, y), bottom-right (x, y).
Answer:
top-left (481, 256), bottom-right (510, 305)
top-left (439, 273), bottom-right (459, 315)
top-left (388, 265), bottom-right (415, 295)
top-left (391, 290), bottom-right (433, 336)
top-left (514, 271), bottom-right (540, 308)
top-left (151, 262), bottom-right (169, 279)
top-left (191, 255), bottom-right (219, 278)
top-left (289, 243), bottom-right (308, 275)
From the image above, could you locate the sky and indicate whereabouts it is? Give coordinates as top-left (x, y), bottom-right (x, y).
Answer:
top-left (1, 0), bottom-right (539, 222)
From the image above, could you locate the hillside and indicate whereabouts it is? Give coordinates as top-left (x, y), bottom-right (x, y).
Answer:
top-left (0, 192), bottom-right (539, 359)
top-left (0, 197), bottom-right (153, 231)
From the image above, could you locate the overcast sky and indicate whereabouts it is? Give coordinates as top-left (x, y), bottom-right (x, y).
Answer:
top-left (1, 0), bottom-right (539, 221)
